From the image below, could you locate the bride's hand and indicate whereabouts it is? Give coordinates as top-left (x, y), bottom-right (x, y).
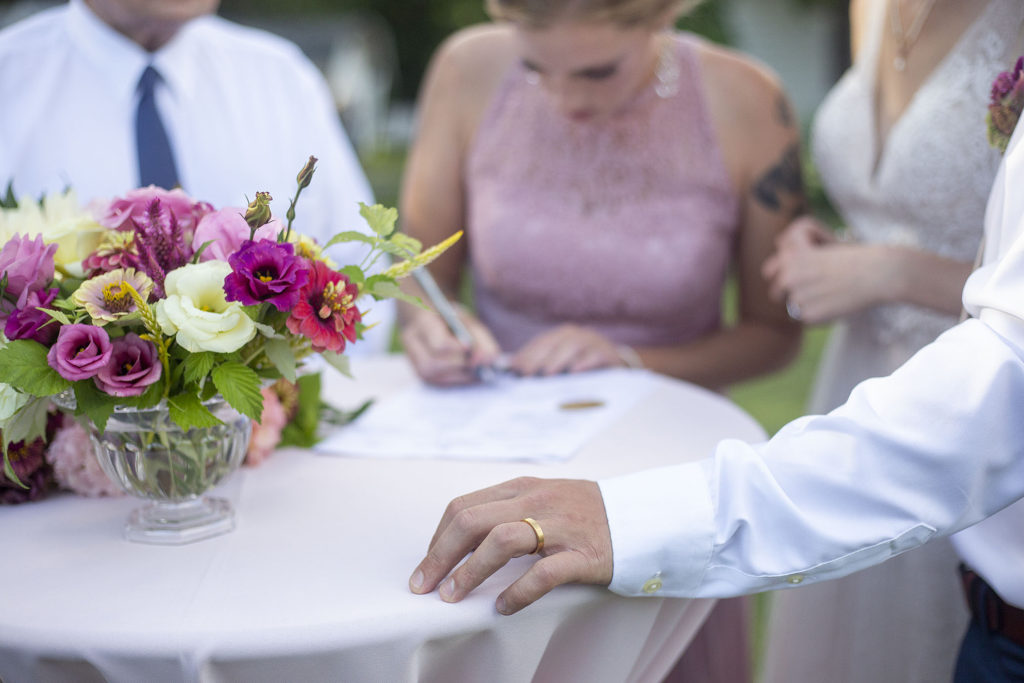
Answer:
top-left (763, 229), bottom-right (892, 324)
top-left (509, 325), bottom-right (629, 376)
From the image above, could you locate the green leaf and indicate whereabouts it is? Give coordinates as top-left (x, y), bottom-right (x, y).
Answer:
top-left (211, 362), bottom-right (263, 421)
top-left (325, 230), bottom-right (377, 249)
top-left (319, 351), bottom-right (352, 378)
top-left (358, 202), bottom-right (398, 238)
top-left (0, 181), bottom-right (16, 209)
top-left (339, 265), bottom-right (365, 285)
top-left (168, 391), bottom-right (223, 430)
top-left (74, 382), bottom-right (116, 433)
top-left (183, 351), bottom-right (215, 386)
top-left (278, 373), bottom-right (322, 448)
top-left (263, 338), bottom-right (296, 382)
top-left (0, 340), bottom-right (71, 396)
top-left (361, 276), bottom-right (424, 306)
top-left (1, 397), bottom-right (51, 445)
top-left (40, 308), bottom-right (72, 326)
top-left (387, 232), bottom-right (422, 257)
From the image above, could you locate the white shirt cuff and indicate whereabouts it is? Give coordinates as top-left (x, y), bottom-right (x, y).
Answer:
top-left (599, 460), bottom-right (715, 597)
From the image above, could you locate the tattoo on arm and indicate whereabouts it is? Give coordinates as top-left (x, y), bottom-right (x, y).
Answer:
top-left (775, 94), bottom-right (794, 128)
top-left (752, 143), bottom-right (804, 212)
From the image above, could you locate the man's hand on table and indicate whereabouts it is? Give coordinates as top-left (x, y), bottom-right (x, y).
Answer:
top-left (408, 477), bottom-right (614, 614)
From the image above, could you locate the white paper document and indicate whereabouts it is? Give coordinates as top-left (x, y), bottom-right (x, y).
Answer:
top-left (315, 368), bottom-right (663, 462)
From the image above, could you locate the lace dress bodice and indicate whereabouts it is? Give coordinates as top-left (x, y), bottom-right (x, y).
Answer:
top-left (812, 0), bottom-right (1023, 357)
top-left (466, 35), bottom-right (739, 352)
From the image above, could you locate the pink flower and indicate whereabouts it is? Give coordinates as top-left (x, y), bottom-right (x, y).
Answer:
top-left (286, 261), bottom-right (361, 353)
top-left (987, 56), bottom-right (1024, 153)
top-left (47, 324), bottom-right (112, 381)
top-left (192, 208), bottom-right (282, 262)
top-left (246, 385), bottom-right (288, 466)
top-left (5, 287), bottom-right (59, 344)
top-left (101, 186), bottom-right (211, 234)
top-left (45, 419), bottom-right (122, 498)
top-left (94, 333), bottom-right (162, 397)
top-left (0, 233), bottom-right (57, 301)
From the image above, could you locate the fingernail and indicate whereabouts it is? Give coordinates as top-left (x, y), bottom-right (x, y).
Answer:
top-left (439, 577), bottom-right (456, 602)
top-left (409, 569), bottom-right (424, 593)
top-left (496, 596), bottom-right (509, 615)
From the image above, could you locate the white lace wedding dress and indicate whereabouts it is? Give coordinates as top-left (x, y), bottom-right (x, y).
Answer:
top-left (760, 1), bottom-right (1024, 681)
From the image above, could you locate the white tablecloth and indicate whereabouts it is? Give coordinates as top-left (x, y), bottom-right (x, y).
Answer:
top-left (0, 355), bottom-right (765, 683)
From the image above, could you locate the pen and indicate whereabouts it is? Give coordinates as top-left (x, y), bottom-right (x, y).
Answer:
top-left (412, 268), bottom-right (498, 381)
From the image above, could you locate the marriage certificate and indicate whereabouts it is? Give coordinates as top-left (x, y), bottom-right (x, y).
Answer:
top-left (315, 368), bottom-right (662, 462)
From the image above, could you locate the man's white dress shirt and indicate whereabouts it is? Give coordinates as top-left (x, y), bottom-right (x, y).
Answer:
top-left (600, 114), bottom-right (1024, 609)
top-left (0, 0), bottom-right (393, 351)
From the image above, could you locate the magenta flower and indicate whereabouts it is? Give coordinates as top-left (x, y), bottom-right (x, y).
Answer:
top-left (286, 261), bottom-right (361, 353)
top-left (101, 187), bottom-right (211, 234)
top-left (224, 240), bottom-right (310, 311)
top-left (987, 56), bottom-right (1024, 153)
top-left (0, 435), bottom-right (53, 504)
top-left (94, 333), bottom-right (162, 397)
top-left (47, 324), bottom-right (112, 381)
top-left (5, 287), bottom-right (59, 344)
top-left (0, 234), bottom-right (57, 300)
top-left (192, 208), bottom-right (282, 262)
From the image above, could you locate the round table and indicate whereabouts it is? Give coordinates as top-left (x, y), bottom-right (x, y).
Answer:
top-left (0, 355), bottom-right (765, 683)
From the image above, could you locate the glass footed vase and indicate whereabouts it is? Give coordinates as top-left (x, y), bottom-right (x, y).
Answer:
top-left (82, 397), bottom-right (251, 545)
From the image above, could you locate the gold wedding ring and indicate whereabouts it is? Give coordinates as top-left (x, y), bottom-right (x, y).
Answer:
top-left (521, 517), bottom-right (545, 555)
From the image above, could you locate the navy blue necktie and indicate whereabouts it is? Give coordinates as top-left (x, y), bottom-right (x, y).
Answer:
top-left (135, 65), bottom-right (180, 189)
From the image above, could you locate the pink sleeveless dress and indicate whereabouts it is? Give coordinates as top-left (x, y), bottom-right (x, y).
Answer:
top-left (468, 34), bottom-right (751, 683)
top-left (468, 34), bottom-right (739, 353)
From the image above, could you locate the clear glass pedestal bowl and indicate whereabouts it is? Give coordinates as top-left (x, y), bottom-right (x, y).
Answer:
top-left (72, 396), bottom-right (251, 545)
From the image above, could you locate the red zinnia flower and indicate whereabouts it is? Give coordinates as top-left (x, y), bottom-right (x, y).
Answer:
top-left (286, 261), bottom-right (361, 353)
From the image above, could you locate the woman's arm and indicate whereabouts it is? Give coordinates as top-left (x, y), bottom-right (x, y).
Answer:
top-left (633, 46), bottom-right (802, 389)
top-left (398, 28), bottom-right (508, 383)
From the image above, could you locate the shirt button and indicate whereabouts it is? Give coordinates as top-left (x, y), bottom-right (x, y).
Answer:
top-left (786, 574), bottom-right (805, 585)
top-left (642, 577), bottom-right (663, 594)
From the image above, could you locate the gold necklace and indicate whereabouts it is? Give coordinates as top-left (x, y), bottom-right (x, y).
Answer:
top-left (890, 0), bottom-right (939, 71)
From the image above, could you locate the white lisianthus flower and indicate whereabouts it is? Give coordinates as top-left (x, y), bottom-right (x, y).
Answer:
top-left (0, 382), bottom-right (29, 421)
top-left (0, 190), bottom-right (105, 276)
top-left (155, 261), bottom-right (256, 353)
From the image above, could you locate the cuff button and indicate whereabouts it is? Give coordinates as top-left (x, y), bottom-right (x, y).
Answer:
top-left (642, 575), bottom-right (663, 594)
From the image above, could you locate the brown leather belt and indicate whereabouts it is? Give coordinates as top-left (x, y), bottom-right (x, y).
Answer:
top-left (960, 565), bottom-right (1024, 648)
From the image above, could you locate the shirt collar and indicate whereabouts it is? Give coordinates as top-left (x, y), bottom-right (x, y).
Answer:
top-left (66, 0), bottom-right (204, 103)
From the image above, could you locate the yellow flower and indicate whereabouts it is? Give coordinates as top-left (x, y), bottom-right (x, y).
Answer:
top-left (0, 190), bottom-right (105, 276)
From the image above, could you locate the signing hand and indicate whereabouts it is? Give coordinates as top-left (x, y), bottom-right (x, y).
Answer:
top-left (401, 308), bottom-right (501, 385)
top-left (509, 325), bottom-right (626, 376)
top-left (408, 477), bottom-right (613, 615)
top-left (762, 217), bottom-right (890, 324)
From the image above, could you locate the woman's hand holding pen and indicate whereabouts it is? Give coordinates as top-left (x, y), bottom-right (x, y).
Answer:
top-left (402, 307), bottom-right (502, 386)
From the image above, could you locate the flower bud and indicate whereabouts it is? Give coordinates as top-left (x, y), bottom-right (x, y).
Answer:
top-left (296, 156), bottom-right (318, 190)
top-left (245, 192), bottom-right (273, 230)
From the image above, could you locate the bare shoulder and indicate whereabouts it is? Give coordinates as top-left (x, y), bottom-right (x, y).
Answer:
top-left (427, 24), bottom-right (519, 117)
top-left (691, 39), bottom-right (791, 131)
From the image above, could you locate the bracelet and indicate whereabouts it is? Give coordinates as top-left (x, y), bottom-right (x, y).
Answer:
top-left (615, 344), bottom-right (644, 369)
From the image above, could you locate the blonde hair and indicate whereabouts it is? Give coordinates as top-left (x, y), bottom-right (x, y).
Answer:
top-left (485, 0), bottom-right (704, 28)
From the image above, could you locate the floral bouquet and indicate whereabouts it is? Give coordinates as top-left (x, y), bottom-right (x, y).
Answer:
top-left (987, 55), bottom-right (1024, 154)
top-left (0, 157), bottom-right (456, 504)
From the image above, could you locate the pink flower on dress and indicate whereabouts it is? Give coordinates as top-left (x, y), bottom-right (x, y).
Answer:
top-left (192, 208), bottom-right (282, 262)
top-left (45, 419), bottom-right (122, 497)
top-left (246, 385), bottom-right (288, 466)
top-left (987, 55), bottom-right (1024, 153)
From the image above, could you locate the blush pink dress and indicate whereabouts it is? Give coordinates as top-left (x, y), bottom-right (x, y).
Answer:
top-left (468, 34), bottom-right (751, 683)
